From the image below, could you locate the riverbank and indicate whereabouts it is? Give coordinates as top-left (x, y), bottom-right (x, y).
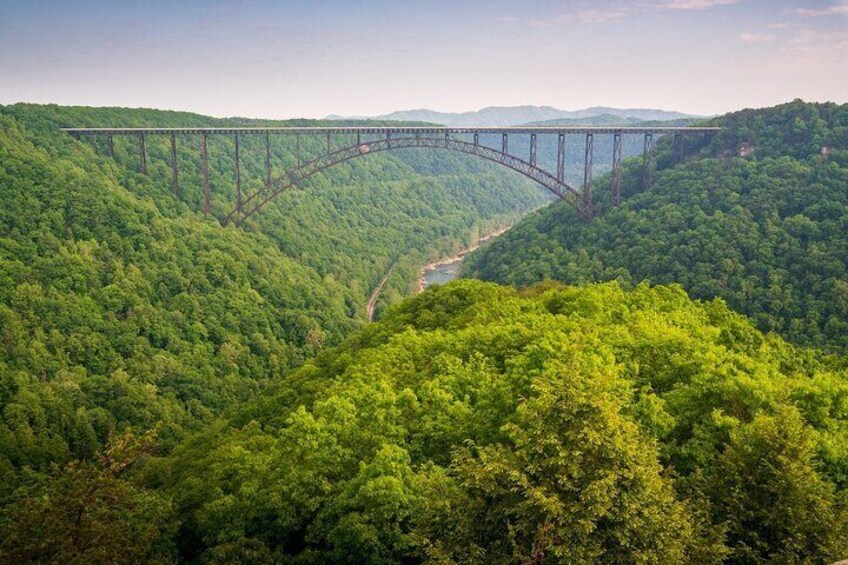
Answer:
top-left (416, 227), bottom-right (510, 293)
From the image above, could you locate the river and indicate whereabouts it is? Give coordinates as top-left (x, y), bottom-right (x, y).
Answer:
top-left (367, 227), bottom-right (509, 321)
top-left (421, 257), bottom-right (464, 289)
top-left (417, 227), bottom-right (509, 292)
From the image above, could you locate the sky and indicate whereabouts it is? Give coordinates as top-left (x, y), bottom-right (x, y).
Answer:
top-left (1, 0), bottom-right (847, 119)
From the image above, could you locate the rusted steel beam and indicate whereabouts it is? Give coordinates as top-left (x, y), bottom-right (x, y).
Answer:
top-left (296, 134), bottom-right (302, 167)
top-left (201, 133), bottom-right (210, 217)
top-left (583, 133), bottom-right (594, 204)
top-left (225, 135), bottom-right (594, 227)
top-left (170, 133), bottom-right (178, 197)
top-left (234, 134), bottom-right (242, 224)
top-left (556, 133), bottom-right (565, 183)
top-left (643, 133), bottom-right (654, 189)
top-left (138, 133), bottom-right (147, 174)
top-left (265, 132), bottom-right (272, 190)
top-left (612, 132), bottom-right (622, 207)
top-left (530, 133), bottom-right (537, 167)
top-left (674, 132), bottom-right (684, 164)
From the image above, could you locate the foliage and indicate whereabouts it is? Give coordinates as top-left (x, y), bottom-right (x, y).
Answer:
top-left (152, 280), bottom-right (848, 563)
top-left (0, 103), bottom-right (543, 486)
top-left (4, 99), bottom-right (848, 562)
top-left (465, 100), bottom-right (848, 353)
top-left (0, 428), bottom-right (176, 564)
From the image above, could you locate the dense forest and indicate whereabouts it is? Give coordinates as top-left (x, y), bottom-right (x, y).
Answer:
top-left (4, 281), bottom-right (848, 562)
top-left (2, 100), bottom-right (848, 564)
top-left (466, 100), bottom-right (848, 353)
top-left (0, 104), bottom-right (544, 497)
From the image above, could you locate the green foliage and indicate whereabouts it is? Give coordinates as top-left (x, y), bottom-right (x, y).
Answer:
top-left (4, 99), bottom-right (848, 562)
top-left (154, 280), bottom-right (848, 562)
top-left (465, 100), bottom-right (848, 353)
top-left (0, 428), bottom-right (176, 564)
top-left (0, 103), bottom-right (543, 486)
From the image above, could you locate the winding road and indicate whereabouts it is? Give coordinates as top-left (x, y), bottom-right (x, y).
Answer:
top-left (366, 267), bottom-right (393, 321)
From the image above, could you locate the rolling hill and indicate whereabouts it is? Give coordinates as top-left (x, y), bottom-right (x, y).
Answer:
top-left (465, 100), bottom-right (848, 353)
top-left (327, 105), bottom-right (700, 127)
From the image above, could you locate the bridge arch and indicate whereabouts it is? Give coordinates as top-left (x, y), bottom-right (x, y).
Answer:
top-left (225, 135), bottom-right (592, 226)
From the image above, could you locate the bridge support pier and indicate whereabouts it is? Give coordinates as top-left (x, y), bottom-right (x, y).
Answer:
top-left (557, 133), bottom-right (565, 183)
top-left (583, 133), bottom-right (594, 204)
top-left (265, 132), bottom-right (272, 190)
top-left (612, 132), bottom-right (622, 207)
top-left (473, 133), bottom-right (479, 146)
top-left (201, 133), bottom-right (210, 217)
top-left (170, 134), bottom-right (179, 198)
top-left (107, 135), bottom-right (114, 158)
top-left (642, 133), bottom-right (654, 189)
top-left (138, 134), bottom-right (147, 174)
top-left (530, 133), bottom-right (537, 167)
top-left (502, 133), bottom-right (508, 154)
top-left (674, 132), bottom-right (684, 164)
top-left (297, 134), bottom-right (302, 167)
top-left (234, 134), bottom-right (242, 225)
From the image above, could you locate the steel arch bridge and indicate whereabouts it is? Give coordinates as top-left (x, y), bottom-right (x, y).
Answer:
top-left (61, 125), bottom-right (720, 226)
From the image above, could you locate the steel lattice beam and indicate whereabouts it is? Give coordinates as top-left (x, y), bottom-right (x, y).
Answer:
top-left (643, 133), bottom-right (654, 189)
top-left (583, 133), bottom-right (594, 203)
top-left (200, 133), bottom-right (210, 217)
top-left (64, 125), bottom-right (721, 226)
top-left (612, 133), bottom-right (622, 207)
top-left (170, 133), bottom-right (178, 198)
top-left (225, 135), bottom-right (593, 226)
top-left (138, 134), bottom-right (147, 174)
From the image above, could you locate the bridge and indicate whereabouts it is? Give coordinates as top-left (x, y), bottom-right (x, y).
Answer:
top-left (61, 126), bottom-right (721, 225)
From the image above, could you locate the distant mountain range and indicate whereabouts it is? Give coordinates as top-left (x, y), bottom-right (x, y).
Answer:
top-left (523, 113), bottom-right (699, 127)
top-left (325, 105), bottom-right (702, 127)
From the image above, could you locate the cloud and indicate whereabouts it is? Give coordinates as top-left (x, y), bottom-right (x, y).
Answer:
top-left (657, 0), bottom-right (739, 10)
top-left (739, 32), bottom-right (776, 43)
top-left (790, 4), bottom-right (848, 17)
top-left (529, 0), bottom-right (739, 27)
top-left (766, 27), bottom-right (848, 74)
top-left (529, 7), bottom-right (629, 27)
top-left (573, 8), bottom-right (629, 23)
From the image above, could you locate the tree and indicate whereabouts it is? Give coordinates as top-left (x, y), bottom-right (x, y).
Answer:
top-left (0, 428), bottom-right (176, 564)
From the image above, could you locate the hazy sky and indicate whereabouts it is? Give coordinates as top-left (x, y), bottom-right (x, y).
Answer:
top-left (1, 0), bottom-right (846, 118)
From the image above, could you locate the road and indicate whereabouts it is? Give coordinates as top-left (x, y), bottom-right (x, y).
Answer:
top-left (366, 266), bottom-right (393, 322)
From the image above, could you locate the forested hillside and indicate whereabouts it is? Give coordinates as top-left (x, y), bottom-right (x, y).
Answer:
top-left (0, 104), bottom-right (544, 491)
top-left (6, 280), bottom-right (847, 563)
top-left (3, 100), bottom-right (848, 564)
top-left (466, 100), bottom-right (848, 352)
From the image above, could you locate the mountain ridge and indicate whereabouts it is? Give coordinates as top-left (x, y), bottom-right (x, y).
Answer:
top-left (326, 105), bottom-right (702, 127)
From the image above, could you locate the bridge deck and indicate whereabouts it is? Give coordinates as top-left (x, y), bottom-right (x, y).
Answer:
top-left (61, 126), bottom-right (722, 136)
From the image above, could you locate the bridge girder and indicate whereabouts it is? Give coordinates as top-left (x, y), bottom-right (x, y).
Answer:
top-left (225, 135), bottom-right (592, 226)
top-left (61, 125), bottom-right (721, 227)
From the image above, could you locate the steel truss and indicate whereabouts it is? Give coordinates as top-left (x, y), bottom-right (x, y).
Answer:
top-left (61, 125), bottom-right (720, 227)
top-left (226, 135), bottom-right (592, 226)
